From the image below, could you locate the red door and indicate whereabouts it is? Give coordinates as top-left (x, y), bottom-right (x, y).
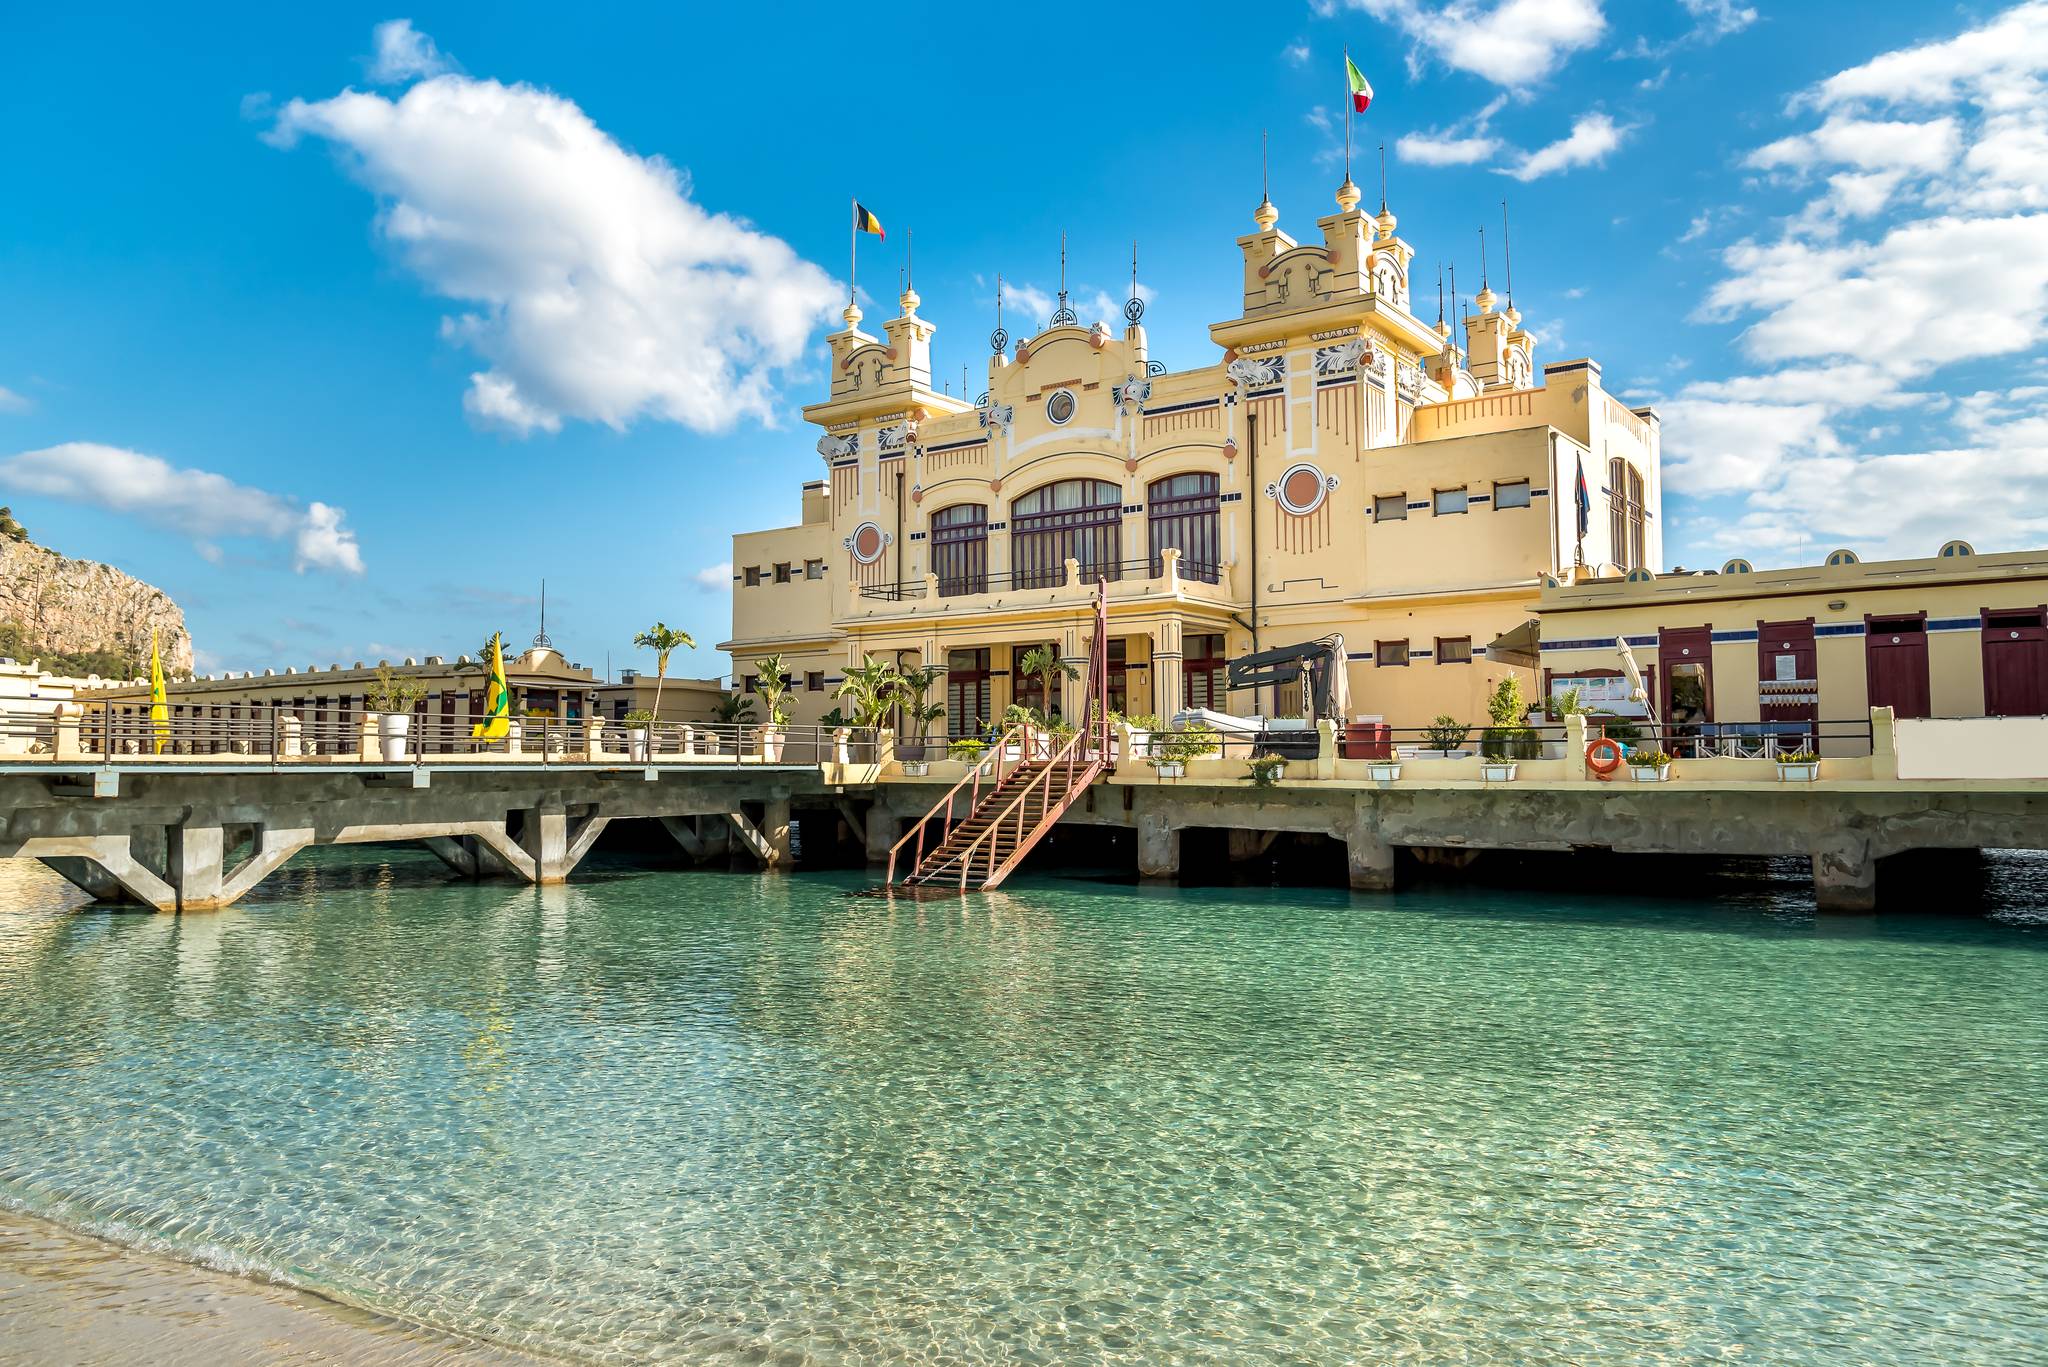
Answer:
top-left (1865, 614), bottom-right (1931, 719)
top-left (1982, 607), bottom-right (2048, 715)
top-left (1757, 618), bottom-right (1818, 734)
top-left (1658, 627), bottom-right (1713, 754)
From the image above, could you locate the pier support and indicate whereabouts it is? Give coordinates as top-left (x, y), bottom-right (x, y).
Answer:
top-left (1345, 801), bottom-right (1397, 891)
top-left (516, 804), bottom-right (610, 885)
top-left (1137, 813), bottom-right (1179, 881)
top-left (1812, 838), bottom-right (1878, 913)
top-left (864, 806), bottom-right (900, 865)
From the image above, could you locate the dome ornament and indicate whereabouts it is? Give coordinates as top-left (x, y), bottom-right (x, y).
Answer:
top-left (1049, 230), bottom-right (1077, 327)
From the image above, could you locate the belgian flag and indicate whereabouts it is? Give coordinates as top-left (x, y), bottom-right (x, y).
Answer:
top-left (854, 202), bottom-right (885, 240)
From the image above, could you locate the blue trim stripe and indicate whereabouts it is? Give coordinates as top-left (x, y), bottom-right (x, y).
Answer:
top-left (1314, 376), bottom-right (1357, 389)
top-left (1146, 398), bottom-right (1219, 417)
top-left (1345, 651), bottom-right (1374, 661)
top-left (1816, 623), bottom-right (1864, 637)
top-left (1406, 500), bottom-right (1430, 509)
top-left (1532, 488), bottom-right (1550, 497)
top-left (1710, 630), bottom-right (1758, 643)
top-left (1469, 494), bottom-right (1492, 504)
top-left (832, 458), bottom-right (858, 468)
top-left (1930, 617), bottom-right (1980, 631)
top-left (924, 437), bottom-right (987, 453)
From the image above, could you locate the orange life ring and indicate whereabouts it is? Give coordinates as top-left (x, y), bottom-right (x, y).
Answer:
top-left (1586, 738), bottom-right (1625, 776)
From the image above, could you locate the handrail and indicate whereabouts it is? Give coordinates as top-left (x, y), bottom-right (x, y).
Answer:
top-left (886, 722), bottom-right (1026, 883)
top-left (932, 722), bottom-right (1100, 889)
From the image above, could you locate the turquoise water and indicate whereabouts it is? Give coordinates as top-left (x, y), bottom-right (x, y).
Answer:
top-left (3, 849), bottom-right (2047, 1364)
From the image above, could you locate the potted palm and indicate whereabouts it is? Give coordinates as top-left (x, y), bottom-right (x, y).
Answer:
top-left (1148, 723), bottom-right (1219, 779)
top-left (632, 621), bottom-right (695, 734)
top-left (834, 654), bottom-right (907, 766)
top-left (364, 665), bottom-right (426, 761)
top-left (707, 692), bottom-right (754, 754)
top-left (894, 662), bottom-right (948, 777)
top-left (1629, 748), bottom-right (1674, 782)
top-left (1014, 644), bottom-right (1078, 756)
top-left (754, 654), bottom-right (792, 760)
top-left (1776, 748), bottom-right (1821, 782)
top-left (622, 708), bottom-right (654, 761)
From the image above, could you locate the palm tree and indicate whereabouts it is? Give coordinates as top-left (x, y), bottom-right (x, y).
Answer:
top-left (712, 692), bottom-right (756, 724)
top-left (833, 654), bottom-right (904, 730)
top-left (1015, 643), bottom-right (1079, 722)
top-left (895, 662), bottom-right (948, 756)
top-left (632, 621), bottom-right (695, 723)
top-left (752, 653), bottom-right (793, 727)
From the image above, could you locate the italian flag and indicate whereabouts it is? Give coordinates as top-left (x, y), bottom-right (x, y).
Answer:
top-left (1347, 55), bottom-right (1373, 113)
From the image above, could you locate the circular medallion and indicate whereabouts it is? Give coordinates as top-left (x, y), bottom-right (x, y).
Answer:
top-left (1275, 462), bottom-right (1332, 515)
top-left (847, 522), bottom-right (886, 564)
top-left (1046, 389), bottom-right (1077, 425)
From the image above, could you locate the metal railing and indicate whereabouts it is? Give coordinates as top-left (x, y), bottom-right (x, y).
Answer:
top-left (861, 554), bottom-right (1224, 602)
top-left (0, 700), bottom-right (873, 769)
top-left (1592, 717), bottom-right (1874, 760)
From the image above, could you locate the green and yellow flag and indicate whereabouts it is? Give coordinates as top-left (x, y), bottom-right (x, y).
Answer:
top-left (472, 632), bottom-right (512, 739)
top-left (147, 629), bottom-right (170, 755)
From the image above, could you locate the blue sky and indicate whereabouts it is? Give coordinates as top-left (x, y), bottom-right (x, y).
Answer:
top-left (5, 2), bottom-right (2047, 679)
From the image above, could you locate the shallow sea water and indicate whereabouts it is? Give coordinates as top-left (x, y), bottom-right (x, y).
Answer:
top-left (2, 848), bottom-right (2046, 1364)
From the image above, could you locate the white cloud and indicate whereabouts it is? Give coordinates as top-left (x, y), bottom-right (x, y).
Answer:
top-left (1322, 0), bottom-right (1605, 89)
top-left (367, 19), bottom-right (452, 84)
top-left (1747, 116), bottom-right (1960, 175)
top-left (1507, 112), bottom-right (1626, 179)
top-left (1284, 40), bottom-right (1312, 65)
top-left (268, 27), bottom-right (841, 437)
top-left (1677, 0), bottom-right (1756, 39)
top-left (0, 442), bottom-right (365, 574)
top-left (1811, 0), bottom-right (2048, 111)
top-left (692, 562), bottom-right (733, 591)
top-left (1398, 131), bottom-right (1503, 165)
top-left (0, 385), bottom-right (29, 414)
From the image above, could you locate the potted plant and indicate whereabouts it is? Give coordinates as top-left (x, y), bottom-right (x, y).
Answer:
top-left (753, 654), bottom-right (793, 760)
top-left (1112, 711), bottom-right (1161, 764)
top-left (1001, 702), bottom-right (1048, 757)
top-left (1015, 645), bottom-right (1078, 754)
top-left (1416, 713), bottom-right (1471, 759)
top-left (364, 665), bottom-right (426, 761)
top-left (1367, 756), bottom-right (1402, 783)
top-left (1148, 723), bottom-right (1219, 779)
top-left (707, 691), bottom-right (754, 755)
top-left (1247, 753), bottom-right (1287, 788)
top-left (1776, 748), bottom-right (1821, 782)
top-left (622, 708), bottom-right (654, 761)
top-left (949, 737), bottom-right (991, 773)
top-left (1629, 748), bottom-right (1674, 782)
top-left (895, 662), bottom-right (947, 776)
top-left (1479, 678), bottom-right (1537, 781)
top-left (631, 620), bottom-right (695, 730)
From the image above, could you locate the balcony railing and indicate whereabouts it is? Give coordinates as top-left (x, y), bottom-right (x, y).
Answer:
top-left (856, 553), bottom-right (1223, 602)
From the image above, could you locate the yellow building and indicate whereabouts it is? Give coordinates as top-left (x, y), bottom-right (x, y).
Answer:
top-left (723, 177), bottom-right (1663, 736)
top-left (1536, 543), bottom-right (2048, 753)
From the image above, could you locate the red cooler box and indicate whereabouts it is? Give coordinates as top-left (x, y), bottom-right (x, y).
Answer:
top-left (1343, 718), bottom-right (1391, 759)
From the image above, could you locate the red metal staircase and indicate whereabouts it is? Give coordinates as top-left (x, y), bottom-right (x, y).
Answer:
top-left (889, 584), bottom-right (1112, 891)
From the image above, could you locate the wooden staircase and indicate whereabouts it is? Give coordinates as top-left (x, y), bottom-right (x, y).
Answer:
top-left (889, 584), bottom-right (1113, 892)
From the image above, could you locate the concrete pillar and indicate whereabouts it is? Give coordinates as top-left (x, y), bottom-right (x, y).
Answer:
top-left (1869, 705), bottom-right (1897, 778)
top-left (1060, 654), bottom-right (1088, 724)
top-left (761, 798), bottom-right (792, 871)
top-left (1136, 812), bottom-right (1179, 881)
top-left (54, 704), bottom-right (83, 761)
top-left (170, 823), bottom-right (226, 910)
top-left (1346, 800), bottom-right (1396, 891)
top-left (1812, 840), bottom-right (1878, 913)
top-left (520, 805), bottom-right (570, 884)
top-left (864, 805), bottom-right (901, 865)
top-left (1564, 713), bottom-right (1589, 777)
top-left (585, 717), bottom-right (605, 761)
top-left (1315, 719), bottom-right (1338, 780)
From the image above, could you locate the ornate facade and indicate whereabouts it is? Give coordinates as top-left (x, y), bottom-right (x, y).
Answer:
top-left (722, 179), bottom-right (1663, 734)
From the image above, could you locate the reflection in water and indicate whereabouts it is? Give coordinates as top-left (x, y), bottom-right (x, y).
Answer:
top-left (0, 848), bottom-right (2045, 1363)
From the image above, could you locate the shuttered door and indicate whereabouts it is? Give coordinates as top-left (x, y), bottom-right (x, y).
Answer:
top-left (1982, 608), bottom-right (2048, 715)
top-left (1866, 615), bottom-right (1931, 719)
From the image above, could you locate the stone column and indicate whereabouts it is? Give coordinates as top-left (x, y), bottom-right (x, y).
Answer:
top-left (1869, 705), bottom-right (1897, 778)
top-left (1812, 837), bottom-right (1878, 913)
top-left (519, 805), bottom-right (570, 884)
top-left (169, 823), bottom-right (226, 910)
top-left (1136, 811), bottom-right (1179, 881)
top-left (1153, 622), bottom-right (1184, 721)
top-left (864, 805), bottom-right (901, 865)
top-left (761, 798), bottom-right (792, 871)
top-left (1346, 799), bottom-right (1396, 891)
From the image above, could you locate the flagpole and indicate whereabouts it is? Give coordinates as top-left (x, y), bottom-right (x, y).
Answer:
top-left (849, 196), bottom-right (857, 308)
top-left (1343, 46), bottom-right (1352, 183)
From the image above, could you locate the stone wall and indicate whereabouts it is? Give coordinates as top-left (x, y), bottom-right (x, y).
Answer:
top-left (0, 537), bottom-right (193, 675)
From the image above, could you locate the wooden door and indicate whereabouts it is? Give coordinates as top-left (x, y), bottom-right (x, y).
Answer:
top-left (1982, 607), bottom-right (2048, 715)
top-left (1865, 615), bottom-right (1931, 719)
top-left (1757, 618), bottom-right (1818, 737)
top-left (1658, 627), bottom-right (1713, 753)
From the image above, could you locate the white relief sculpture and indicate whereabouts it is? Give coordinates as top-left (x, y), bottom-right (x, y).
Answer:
top-left (1313, 339), bottom-right (1368, 377)
top-left (878, 422), bottom-right (911, 452)
top-left (1226, 355), bottom-right (1285, 389)
top-left (978, 402), bottom-right (1014, 436)
top-left (1114, 376), bottom-right (1153, 415)
top-left (817, 432), bottom-right (858, 460)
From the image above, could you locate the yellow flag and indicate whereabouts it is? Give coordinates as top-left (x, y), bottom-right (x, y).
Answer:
top-left (471, 633), bottom-right (511, 738)
top-left (147, 629), bottom-right (170, 755)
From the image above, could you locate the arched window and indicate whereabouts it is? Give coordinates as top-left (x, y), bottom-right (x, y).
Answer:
top-left (930, 503), bottom-right (988, 597)
top-left (1011, 479), bottom-right (1122, 589)
top-left (1146, 472), bottom-right (1220, 583)
top-left (1608, 458), bottom-right (1646, 571)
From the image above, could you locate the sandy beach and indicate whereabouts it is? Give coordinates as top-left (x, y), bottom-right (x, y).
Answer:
top-left (0, 1207), bottom-right (541, 1366)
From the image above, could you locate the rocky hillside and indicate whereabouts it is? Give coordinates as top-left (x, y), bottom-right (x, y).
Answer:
top-left (0, 533), bottom-right (194, 677)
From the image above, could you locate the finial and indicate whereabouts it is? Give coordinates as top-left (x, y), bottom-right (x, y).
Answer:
top-left (1255, 129), bottom-right (1279, 229)
top-left (989, 273), bottom-right (1007, 355)
top-left (1336, 177), bottom-right (1362, 212)
top-left (1501, 198), bottom-right (1515, 312)
top-left (843, 299), bottom-right (864, 329)
top-left (1480, 225), bottom-right (1488, 292)
top-left (1125, 240), bottom-right (1145, 325)
top-left (898, 230), bottom-right (919, 314)
top-left (1050, 230), bottom-right (1076, 326)
top-left (1378, 140), bottom-right (1387, 214)
top-left (1436, 262), bottom-right (1445, 328)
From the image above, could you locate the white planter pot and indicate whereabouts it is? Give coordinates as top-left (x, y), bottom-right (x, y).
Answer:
top-left (1630, 764), bottom-right (1672, 783)
top-left (1776, 762), bottom-right (1820, 783)
top-left (900, 760), bottom-right (930, 777)
top-left (1153, 760), bottom-right (1186, 779)
top-left (1367, 762), bottom-right (1402, 783)
top-left (1480, 761), bottom-right (1518, 783)
top-left (625, 727), bottom-right (649, 762)
top-left (760, 728), bottom-right (785, 762)
top-left (378, 712), bottom-right (412, 761)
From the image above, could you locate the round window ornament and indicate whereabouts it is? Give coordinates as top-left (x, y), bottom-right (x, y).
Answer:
top-left (1721, 557), bottom-right (1753, 575)
top-left (1939, 539), bottom-right (1975, 558)
top-left (1046, 389), bottom-right (1077, 425)
top-left (1625, 567), bottom-right (1655, 583)
top-left (1825, 548), bottom-right (1860, 567)
top-left (844, 521), bottom-right (889, 564)
top-left (1268, 462), bottom-right (1337, 515)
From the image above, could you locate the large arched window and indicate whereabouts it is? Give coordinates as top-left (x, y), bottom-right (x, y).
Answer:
top-left (930, 503), bottom-right (988, 597)
top-left (1011, 479), bottom-right (1122, 589)
top-left (1146, 471), bottom-right (1220, 583)
top-left (1608, 458), bottom-right (1645, 571)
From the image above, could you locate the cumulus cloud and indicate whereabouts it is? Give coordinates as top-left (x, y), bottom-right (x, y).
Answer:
top-left (0, 442), bottom-right (365, 574)
top-left (267, 27), bottom-right (841, 437)
top-left (692, 562), bottom-right (733, 591)
top-left (1507, 112), bottom-right (1626, 179)
top-left (367, 19), bottom-right (452, 84)
top-left (1398, 131), bottom-right (1503, 165)
top-left (1664, 2), bottom-right (2048, 561)
top-left (1678, 0), bottom-right (1756, 39)
top-left (1320, 0), bottom-right (1605, 89)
